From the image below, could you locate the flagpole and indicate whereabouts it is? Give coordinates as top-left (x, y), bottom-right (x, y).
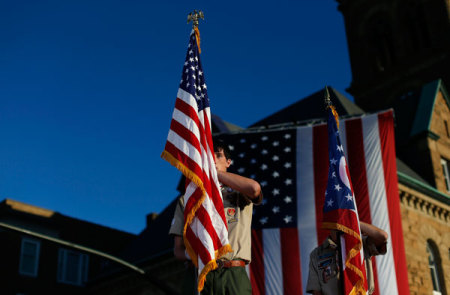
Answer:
top-left (324, 86), bottom-right (345, 295)
top-left (186, 11), bottom-right (205, 295)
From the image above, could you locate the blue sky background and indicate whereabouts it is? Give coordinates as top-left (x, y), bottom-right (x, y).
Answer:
top-left (0, 0), bottom-right (352, 234)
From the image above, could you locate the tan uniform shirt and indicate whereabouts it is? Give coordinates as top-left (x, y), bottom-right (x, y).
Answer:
top-left (169, 186), bottom-right (262, 263)
top-left (306, 236), bottom-right (385, 295)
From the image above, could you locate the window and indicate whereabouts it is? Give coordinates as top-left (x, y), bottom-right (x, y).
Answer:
top-left (441, 159), bottom-right (450, 192)
top-left (57, 248), bottom-right (89, 286)
top-left (427, 240), bottom-right (445, 295)
top-left (444, 120), bottom-right (450, 138)
top-left (19, 238), bottom-right (40, 277)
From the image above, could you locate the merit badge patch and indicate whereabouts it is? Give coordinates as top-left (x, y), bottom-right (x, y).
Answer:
top-left (227, 208), bottom-right (236, 217)
top-left (226, 208), bottom-right (237, 223)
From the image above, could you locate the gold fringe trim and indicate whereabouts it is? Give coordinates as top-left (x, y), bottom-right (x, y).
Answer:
top-left (322, 222), bottom-right (367, 293)
top-left (197, 244), bottom-right (233, 292)
top-left (348, 279), bottom-right (367, 295)
top-left (162, 150), bottom-right (233, 292)
top-left (194, 27), bottom-right (201, 54)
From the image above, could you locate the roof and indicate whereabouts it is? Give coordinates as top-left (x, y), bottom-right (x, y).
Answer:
top-left (0, 198), bottom-right (136, 254)
top-left (212, 114), bottom-right (244, 133)
top-left (120, 196), bottom-right (178, 264)
top-left (249, 87), bottom-right (364, 127)
top-left (410, 79), bottom-right (450, 137)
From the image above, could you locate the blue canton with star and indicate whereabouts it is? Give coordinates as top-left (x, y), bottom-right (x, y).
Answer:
top-left (217, 129), bottom-right (297, 230)
top-left (323, 108), bottom-right (355, 213)
top-left (179, 31), bottom-right (209, 112)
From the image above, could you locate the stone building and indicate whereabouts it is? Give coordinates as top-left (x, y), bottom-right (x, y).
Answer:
top-left (88, 1), bottom-right (450, 294)
top-left (336, 0), bottom-right (450, 293)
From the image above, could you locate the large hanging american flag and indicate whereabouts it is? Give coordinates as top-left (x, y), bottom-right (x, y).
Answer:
top-left (322, 106), bottom-right (366, 295)
top-left (161, 29), bottom-right (231, 292)
top-left (219, 109), bottom-right (410, 295)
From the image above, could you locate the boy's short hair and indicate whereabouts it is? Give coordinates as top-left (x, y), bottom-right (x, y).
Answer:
top-left (213, 139), bottom-right (232, 160)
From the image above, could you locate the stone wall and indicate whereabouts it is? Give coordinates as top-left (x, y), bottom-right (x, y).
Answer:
top-left (429, 89), bottom-right (450, 193)
top-left (399, 183), bottom-right (450, 295)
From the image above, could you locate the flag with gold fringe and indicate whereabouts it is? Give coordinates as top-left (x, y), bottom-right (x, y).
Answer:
top-left (322, 104), bottom-right (368, 295)
top-left (161, 28), bottom-right (232, 292)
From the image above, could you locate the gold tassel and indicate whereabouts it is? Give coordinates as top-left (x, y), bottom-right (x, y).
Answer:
top-left (329, 105), bottom-right (340, 129)
top-left (194, 27), bottom-right (201, 54)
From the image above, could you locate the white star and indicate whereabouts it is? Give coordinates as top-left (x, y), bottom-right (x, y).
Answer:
top-left (284, 162), bottom-right (292, 169)
top-left (332, 171), bottom-right (336, 178)
top-left (238, 167), bottom-right (245, 173)
top-left (261, 181), bottom-right (268, 187)
top-left (345, 194), bottom-right (353, 201)
top-left (261, 136), bottom-right (268, 141)
top-left (260, 217), bottom-right (268, 225)
top-left (240, 138), bottom-right (246, 143)
top-left (330, 158), bottom-right (337, 165)
top-left (202, 84), bottom-right (207, 89)
top-left (325, 190), bottom-right (328, 196)
top-left (272, 206), bottom-right (280, 214)
top-left (327, 199), bottom-right (334, 207)
top-left (284, 134), bottom-right (291, 139)
top-left (284, 147), bottom-right (291, 153)
top-left (260, 164), bottom-right (268, 170)
top-left (186, 82), bottom-right (190, 87)
top-left (334, 184), bottom-right (342, 191)
top-left (284, 179), bottom-right (292, 185)
top-left (189, 49), bottom-right (193, 55)
top-left (185, 68), bottom-right (189, 74)
top-left (272, 155), bottom-right (279, 161)
top-left (262, 199), bottom-right (268, 205)
top-left (195, 56), bottom-right (198, 61)
top-left (272, 188), bottom-right (280, 196)
top-left (337, 145), bottom-right (344, 152)
top-left (261, 149), bottom-right (268, 155)
top-left (228, 145), bottom-right (234, 151)
top-left (272, 171), bottom-right (280, 178)
top-left (284, 196), bottom-right (292, 203)
top-left (250, 159), bottom-right (257, 164)
top-left (250, 174), bottom-right (256, 179)
top-left (284, 215), bottom-right (293, 223)
top-left (239, 153), bottom-right (245, 158)
top-left (184, 61), bottom-right (188, 66)
top-left (272, 141), bottom-right (279, 146)
top-left (199, 70), bottom-right (203, 76)
top-left (251, 143), bottom-right (257, 149)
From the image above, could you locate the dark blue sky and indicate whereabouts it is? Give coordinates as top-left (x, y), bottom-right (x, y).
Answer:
top-left (0, 0), bottom-right (352, 234)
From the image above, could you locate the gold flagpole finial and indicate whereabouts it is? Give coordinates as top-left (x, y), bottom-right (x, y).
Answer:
top-left (187, 10), bottom-right (204, 28)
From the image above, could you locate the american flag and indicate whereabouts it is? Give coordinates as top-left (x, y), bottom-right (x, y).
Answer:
top-left (218, 110), bottom-right (410, 295)
top-left (322, 106), bottom-right (366, 295)
top-left (161, 29), bottom-right (231, 292)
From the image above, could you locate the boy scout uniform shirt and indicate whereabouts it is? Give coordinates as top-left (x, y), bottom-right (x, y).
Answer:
top-left (168, 186), bottom-right (262, 263)
top-left (306, 236), bottom-right (385, 295)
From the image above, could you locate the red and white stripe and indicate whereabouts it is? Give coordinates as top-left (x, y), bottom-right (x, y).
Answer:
top-left (163, 88), bottom-right (230, 289)
top-left (249, 110), bottom-right (410, 295)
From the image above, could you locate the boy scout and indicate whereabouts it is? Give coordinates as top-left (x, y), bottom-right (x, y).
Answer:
top-left (306, 221), bottom-right (388, 295)
top-left (169, 139), bottom-right (262, 295)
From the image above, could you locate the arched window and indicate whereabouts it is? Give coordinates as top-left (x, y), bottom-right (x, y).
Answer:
top-left (426, 240), bottom-right (446, 295)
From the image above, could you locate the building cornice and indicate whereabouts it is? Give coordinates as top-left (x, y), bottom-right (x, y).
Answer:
top-left (398, 173), bottom-right (450, 223)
